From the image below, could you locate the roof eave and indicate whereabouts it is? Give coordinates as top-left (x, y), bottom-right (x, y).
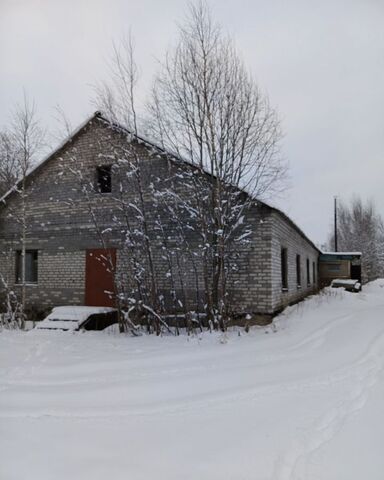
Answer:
top-left (0, 111), bottom-right (101, 206)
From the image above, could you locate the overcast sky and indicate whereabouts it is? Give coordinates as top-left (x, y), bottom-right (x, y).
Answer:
top-left (1, 0), bottom-right (383, 246)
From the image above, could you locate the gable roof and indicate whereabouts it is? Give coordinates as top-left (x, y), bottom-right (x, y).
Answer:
top-left (0, 111), bottom-right (320, 253)
top-left (0, 112), bottom-right (99, 205)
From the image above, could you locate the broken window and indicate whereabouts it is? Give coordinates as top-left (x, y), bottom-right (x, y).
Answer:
top-left (96, 165), bottom-right (112, 193)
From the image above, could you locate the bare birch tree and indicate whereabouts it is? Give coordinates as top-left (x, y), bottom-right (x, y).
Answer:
top-left (329, 196), bottom-right (384, 282)
top-left (0, 94), bottom-right (45, 328)
top-left (90, 3), bottom-right (286, 331)
top-left (147, 2), bottom-right (286, 328)
top-left (93, 32), bottom-right (139, 132)
top-left (0, 132), bottom-right (22, 197)
top-left (88, 35), bottom-right (179, 334)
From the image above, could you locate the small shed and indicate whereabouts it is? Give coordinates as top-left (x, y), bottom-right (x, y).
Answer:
top-left (319, 252), bottom-right (362, 287)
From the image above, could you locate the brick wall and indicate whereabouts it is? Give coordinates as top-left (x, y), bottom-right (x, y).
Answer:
top-left (0, 116), bottom-right (320, 318)
top-left (270, 211), bottom-right (319, 312)
top-left (229, 204), bottom-right (273, 314)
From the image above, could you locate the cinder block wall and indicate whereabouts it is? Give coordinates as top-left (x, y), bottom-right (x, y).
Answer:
top-left (229, 204), bottom-right (273, 315)
top-left (0, 117), bottom-right (320, 318)
top-left (0, 120), bottom-right (124, 311)
top-left (0, 119), bottom-right (213, 313)
top-left (270, 212), bottom-right (319, 312)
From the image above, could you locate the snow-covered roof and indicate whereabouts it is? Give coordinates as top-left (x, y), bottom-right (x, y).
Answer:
top-left (321, 252), bottom-right (362, 256)
top-left (331, 279), bottom-right (360, 285)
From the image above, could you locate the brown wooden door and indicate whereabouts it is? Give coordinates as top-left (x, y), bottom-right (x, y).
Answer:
top-left (85, 249), bottom-right (116, 307)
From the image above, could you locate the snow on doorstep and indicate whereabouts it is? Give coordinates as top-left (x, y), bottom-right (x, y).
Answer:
top-left (2, 281), bottom-right (384, 480)
top-left (35, 306), bottom-right (116, 330)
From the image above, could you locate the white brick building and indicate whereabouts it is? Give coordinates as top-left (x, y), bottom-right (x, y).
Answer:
top-left (0, 112), bottom-right (320, 322)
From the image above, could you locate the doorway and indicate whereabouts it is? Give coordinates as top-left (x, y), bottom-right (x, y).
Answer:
top-left (85, 249), bottom-right (116, 307)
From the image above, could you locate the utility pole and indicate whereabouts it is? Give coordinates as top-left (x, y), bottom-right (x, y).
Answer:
top-left (334, 196), bottom-right (338, 252)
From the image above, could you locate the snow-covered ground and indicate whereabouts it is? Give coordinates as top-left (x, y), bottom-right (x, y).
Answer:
top-left (2, 282), bottom-right (384, 480)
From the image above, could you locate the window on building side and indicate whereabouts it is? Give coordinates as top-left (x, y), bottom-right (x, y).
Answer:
top-left (296, 254), bottom-right (301, 288)
top-left (15, 250), bottom-right (38, 284)
top-left (281, 247), bottom-right (288, 290)
top-left (96, 165), bottom-right (112, 193)
top-left (312, 261), bottom-right (316, 284)
top-left (306, 258), bottom-right (310, 285)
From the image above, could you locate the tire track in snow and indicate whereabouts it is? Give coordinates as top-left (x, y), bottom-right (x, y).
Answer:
top-left (272, 322), bottom-right (384, 480)
top-left (0, 336), bottom-right (53, 394)
top-left (282, 312), bottom-right (352, 353)
top-left (3, 306), bottom-right (384, 421)
top-left (2, 327), bottom-right (384, 421)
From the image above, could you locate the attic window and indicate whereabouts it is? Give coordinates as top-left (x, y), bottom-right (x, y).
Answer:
top-left (96, 165), bottom-right (112, 193)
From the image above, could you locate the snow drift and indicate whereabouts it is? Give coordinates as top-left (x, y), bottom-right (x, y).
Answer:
top-left (1, 282), bottom-right (384, 479)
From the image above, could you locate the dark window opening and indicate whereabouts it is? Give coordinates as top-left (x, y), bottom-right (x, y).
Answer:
top-left (312, 261), bottom-right (316, 284)
top-left (306, 258), bottom-right (310, 286)
top-left (296, 254), bottom-right (301, 288)
top-left (15, 250), bottom-right (38, 284)
top-left (281, 247), bottom-right (288, 290)
top-left (96, 165), bottom-right (112, 193)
